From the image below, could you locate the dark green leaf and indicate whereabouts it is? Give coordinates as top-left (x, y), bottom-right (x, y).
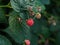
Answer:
top-left (10, 0), bottom-right (46, 13)
top-left (4, 11), bottom-right (31, 44)
top-left (10, 0), bottom-right (20, 12)
top-left (0, 35), bottom-right (12, 45)
top-left (0, 8), bottom-right (7, 23)
top-left (39, 0), bottom-right (50, 5)
top-left (55, 32), bottom-right (60, 45)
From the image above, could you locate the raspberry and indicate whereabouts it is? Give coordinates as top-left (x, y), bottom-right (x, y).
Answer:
top-left (29, 11), bottom-right (35, 16)
top-left (25, 40), bottom-right (30, 45)
top-left (37, 7), bottom-right (41, 12)
top-left (26, 18), bottom-right (34, 26)
top-left (28, 6), bottom-right (33, 11)
top-left (35, 13), bottom-right (41, 19)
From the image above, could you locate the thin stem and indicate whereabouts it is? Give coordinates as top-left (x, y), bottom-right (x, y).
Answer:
top-left (0, 5), bottom-right (12, 8)
top-left (44, 39), bottom-right (49, 45)
top-left (7, 2), bottom-right (10, 6)
top-left (7, 5), bottom-right (12, 8)
top-left (0, 5), bottom-right (7, 8)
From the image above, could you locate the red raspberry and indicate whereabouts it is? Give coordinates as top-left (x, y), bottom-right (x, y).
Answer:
top-left (25, 40), bottom-right (30, 45)
top-left (26, 18), bottom-right (34, 26)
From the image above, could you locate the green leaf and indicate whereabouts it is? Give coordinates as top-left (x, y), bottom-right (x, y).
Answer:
top-left (55, 21), bottom-right (60, 45)
top-left (55, 32), bottom-right (60, 45)
top-left (4, 11), bottom-right (31, 44)
top-left (41, 26), bottom-right (50, 39)
top-left (0, 35), bottom-right (12, 45)
top-left (0, 8), bottom-right (7, 23)
top-left (33, 1), bottom-right (46, 12)
top-left (10, 0), bottom-right (20, 12)
top-left (30, 19), bottom-right (44, 45)
top-left (31, 17), bottom-right (47, 34)
top-left (10, 0), bottom-right (46, 13)
top-left (9, 11), bottom-right (25, 43)
top-left (39, 38), bottom-right (45, 43)
top-left (10, 0), bottom-right (27, 12)
top-left (4, 27), bottom-right (25, 44)
top-left (49, 21), bottom-right (59, 33)
top-left (53, 0), bottom-right (60, 6)
top-left (0, 0), bottom-right (1, 3)
top-left (39, 0), bottom-right (50, 5)
top-left (31, 35), bottom-right (38, 45)
top-left (31, 17), bottom-right (50, 39)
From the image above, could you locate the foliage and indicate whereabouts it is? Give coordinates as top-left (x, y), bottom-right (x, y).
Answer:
top-left (0, 0), bottom-right (60, 45)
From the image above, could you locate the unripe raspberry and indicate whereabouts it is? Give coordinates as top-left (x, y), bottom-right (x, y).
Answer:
top-left (35, 13), bottom-right (41, 19)
top-left (37, 7), bottom-right (41, 12)
top-left (48, 20), bottom-right (52, 24)
top-left (18, 18), bottom-right (21, 21)
top-left (52, 22), bottom-right (56, 26)
top-left (52, 20), bottom-right (56, 26)
top-left (29, 11), bottom-right (35, 16)
top-left (25, 40), bottom-right (30, 45)
top-left (28, 6), bottom-right (33, 11)
top-left (17, 17), bottom-right (22, 22)
top-left (26, 18), bottom-right (34, 26)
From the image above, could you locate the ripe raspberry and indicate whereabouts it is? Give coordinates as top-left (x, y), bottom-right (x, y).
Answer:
top-left (25, 40), bottom-right (30, 45)
top-left (26, 18), bottom-right (34, 26)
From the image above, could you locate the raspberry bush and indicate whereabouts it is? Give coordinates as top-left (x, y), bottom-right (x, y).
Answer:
top-left (0, 0), bottom-right (60, 45)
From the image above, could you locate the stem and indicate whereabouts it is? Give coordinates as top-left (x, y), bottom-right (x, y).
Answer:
top-left (44, 39), bottom-right (49, 45)
top-left (7, 2), bottom-right (10, 6)
top-left (0, 5), bottom-right (7, 7)
top-left (7, 5), bottom-right (12, 8)
top-left (0, 5), bottom-right (12, 8)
